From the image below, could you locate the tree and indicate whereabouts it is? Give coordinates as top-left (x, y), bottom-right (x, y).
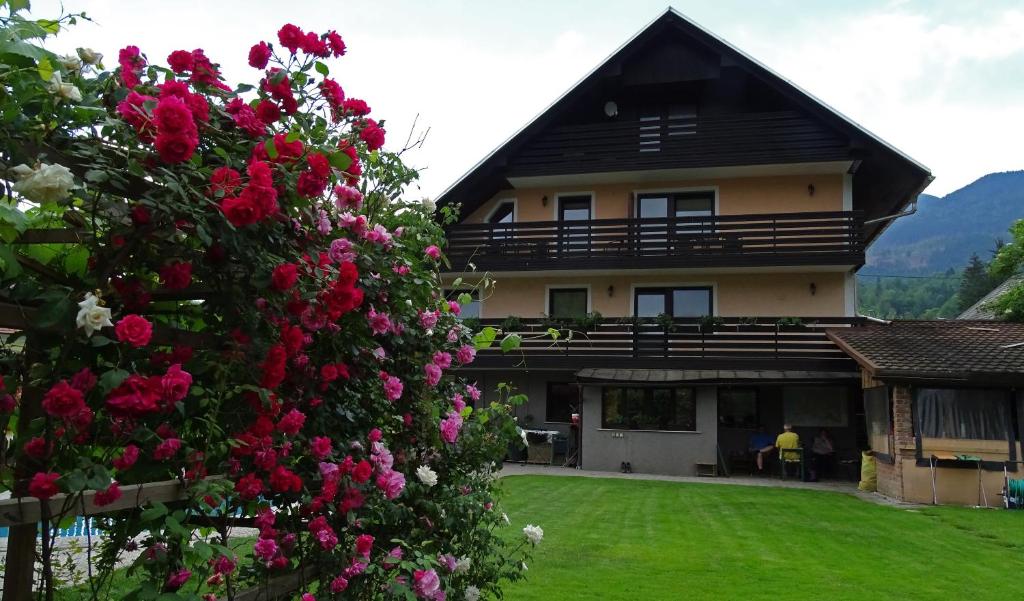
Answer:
top-left (957, 253), bottom-right (998, 311)
top-left (0, 5), bottom-right (536, 600)
top-left (988, 219), bottom-right (1024, 321)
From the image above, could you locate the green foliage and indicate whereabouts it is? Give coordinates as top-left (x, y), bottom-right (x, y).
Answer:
top-left (958, 253), bottom-right (1002, 312)
top-left (857, 273), bottom-right (961, 319)
top-left (988, 219), bottom-right (1024, 321)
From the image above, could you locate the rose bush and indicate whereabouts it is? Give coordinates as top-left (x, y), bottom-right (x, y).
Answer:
top-left (0, 6), bottom-right (534, 600)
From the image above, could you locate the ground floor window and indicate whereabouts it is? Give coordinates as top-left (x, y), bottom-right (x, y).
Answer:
top-left (718, 387), bottom-right (758, 429)
top-left (863, 386), bottom-right (892, 458)
top-left (782, 386), bottom-right (849, 427)
top-left (548, 287), bottom-right (589, 318)
top-left (546, 382), bottom-right (579, 423)
top-left (915, 388), bottom-right (1010, 441)
top-left (601, 386), bottom-right (697, 431)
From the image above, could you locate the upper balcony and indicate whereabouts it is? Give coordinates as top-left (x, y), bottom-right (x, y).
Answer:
top-left (444, 210), bottom-right (864, 272)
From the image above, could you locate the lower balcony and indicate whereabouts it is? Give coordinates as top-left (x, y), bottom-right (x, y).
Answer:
top-left (444, 211), bottom-right (864, 272)
top-left (468, 316), bottom-right (862, 371)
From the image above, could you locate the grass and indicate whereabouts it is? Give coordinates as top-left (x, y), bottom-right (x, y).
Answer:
top-left (499, 475), bottom-right (1024, 601)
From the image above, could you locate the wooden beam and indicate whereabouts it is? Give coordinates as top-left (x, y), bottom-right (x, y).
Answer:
top-left (14, 229), bottom-right (84, 244)
top-left (0, 476), bottom-right (224, 527)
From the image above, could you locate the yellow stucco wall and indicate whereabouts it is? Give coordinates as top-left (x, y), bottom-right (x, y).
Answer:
top-left (449, 272), bottom-right (846, 318)
top-left (465, 174), bottom-right (845, 223)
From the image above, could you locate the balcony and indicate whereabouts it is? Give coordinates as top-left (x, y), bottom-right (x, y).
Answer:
top-left (469, 316), bottom-right (862, 371)
top-left (444, 211), bottom-right (864, 272)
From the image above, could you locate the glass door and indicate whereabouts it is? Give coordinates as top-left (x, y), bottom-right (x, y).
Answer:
top-left (557, 195), bottom-right (591, 255)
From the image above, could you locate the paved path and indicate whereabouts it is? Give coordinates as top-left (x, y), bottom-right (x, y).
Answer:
top-left (498, 463), bottom-right (915, 507)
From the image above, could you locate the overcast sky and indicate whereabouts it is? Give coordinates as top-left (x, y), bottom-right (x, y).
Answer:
top-left (32, 0), bottom-right (1024, 199)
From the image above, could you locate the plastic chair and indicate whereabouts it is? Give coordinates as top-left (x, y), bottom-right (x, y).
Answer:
top-left (778, 447), bottom-right (805, 480)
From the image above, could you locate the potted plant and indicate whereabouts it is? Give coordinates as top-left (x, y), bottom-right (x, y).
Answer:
top-left (698, 315), bottom-right (724, 333)
top-left (502, 314), bottom-right (523, 332)
top-left (573, 311), bottom-right (603, 333)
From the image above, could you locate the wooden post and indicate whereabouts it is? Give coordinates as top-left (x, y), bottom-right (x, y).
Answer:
top-left (3, 375), bottom-right (44, 601)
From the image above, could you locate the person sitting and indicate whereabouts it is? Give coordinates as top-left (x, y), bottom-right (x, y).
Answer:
top-left (775, 424), bottom-right (801, 476)
top-left (811, 428), bottom-right (835, 480)
top-left (748, 425), bottom-right (775, 473)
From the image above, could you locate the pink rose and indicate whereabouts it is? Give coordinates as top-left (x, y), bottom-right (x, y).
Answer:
top-left (424, 245), bottom-right (441, 260)
top-left (424, 363), bottom-right (442, 387)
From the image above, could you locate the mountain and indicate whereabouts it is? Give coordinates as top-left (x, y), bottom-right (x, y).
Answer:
top-left (865, 171), bottom-right (1024, 275)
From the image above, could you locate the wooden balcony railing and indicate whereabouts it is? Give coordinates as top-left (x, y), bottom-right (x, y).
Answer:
top-left (469, 316), bottom-right (861, 370)
top-left (445, 211), bottom-right (864, 271)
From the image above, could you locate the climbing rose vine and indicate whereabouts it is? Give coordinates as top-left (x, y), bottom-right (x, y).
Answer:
top-left (0, 6), bottom-right (534, 599)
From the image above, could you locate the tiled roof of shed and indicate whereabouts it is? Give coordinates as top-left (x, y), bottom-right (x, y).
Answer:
top-left (957, 275), bottom-right (1024, 320)
top-left (826, 320), bottom-right (1024, 384)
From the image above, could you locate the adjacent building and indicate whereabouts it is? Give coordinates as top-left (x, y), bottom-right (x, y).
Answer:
top-left (436, 9), bottom-right (932, 478)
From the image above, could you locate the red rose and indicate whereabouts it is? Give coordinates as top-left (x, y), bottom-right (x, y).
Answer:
top-left (153, 95), bottom-right (196, 135)
top-left (248, 41), bottom-right (272, 69)
top-left (359, 119), bottom-right (385, 152)
top-left (41, 380), bottom-right (86, 418)
top-left (271, 263), bottom-right (299, 291)
top-left (153, 437), bottom-right (182, 460)
top-left (255, 100), bottom-right (281, 124)
top-left (29, 472), bottom-right (60, 499)
top-left (355, 534), bottom-right (374, 557)
top-left (260, 344), bottom-right (288, 389)
top-left (296, 170), bottom-right (327, 198)
top-left (94, 481), bottom-right (122, 507)
top-left (210, 167), bottom-right (241, 196)
top-left (326, 31), bottom-right (346, 57)
top-left (24, 437), bottom-right (50, 459)
top-left (352, 460), bottom-right (372, 484)
top-left (277, 24), bottom-right (304, 54)
top-left (310, 436), bottom-right (332, 460)
top-left (115, 314), bottom-right (153, 347)
top-left (276, 408), bottom-right (306, 436)
top-left (167, 50), bottom-right (194, 73)
top-left (70, 368), bottom-right (97, 393)
top-left (307, 152), bottom-right (331, 178)
top-left (159, 260), bottom-right (193, 290)
top-left (106, 374), bottom-right (161, 417)
top-left (342, 98), bottom-right (370, 117)
top-left (280, 324), bottom-right (304, 356)
top-left (269, 465), bottom-right (302, 493)
top-left (113, 444), bottom-right (140, 470)
top-left (161, 364), bottom-right (192, 403)
top-left (130, 205), bottom-right (151, 226)
top-left (235, 472), bottom-right (263, 500)
top-left (154, 131), bottom-right (198, 164)
top-left (221, 195), bottom-right (260, 227)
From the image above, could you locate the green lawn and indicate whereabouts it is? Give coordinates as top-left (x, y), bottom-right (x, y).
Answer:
top-left (499, 475), bottom-right (1024, 601)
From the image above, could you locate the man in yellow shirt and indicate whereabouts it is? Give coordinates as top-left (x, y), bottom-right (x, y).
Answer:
top-left (776, 424), bottom-right (801, 463)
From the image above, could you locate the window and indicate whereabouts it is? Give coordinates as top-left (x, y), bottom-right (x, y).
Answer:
top-left (548, 288), bottom-right (588, 319)
top-left (718, 388), bottom-right (758, 429)
top-left (915, 388), bottom-right (1010, 441)
top-left (636, 192), bottom-right (714, 247)
top-left (863, 386), bottom-right (891, 457)
top-left (601, 386), bottom-right (697, 431)
top-left (782, 386), bottom-right (849, 427)
top-left (546, 382), bottom-right (579, 423)
top-left (634, 287), bottom-right (712, 318)
top-left (557, 195), bottom-right (592, 253)
top-left (637, 191), bottom-right (714, 220)
top-left (558, 195), bottom-right (591, 221)
top-left (445, 289), bottom-right (481, 320)
top-left (487, 201), bottom-right (515, 224)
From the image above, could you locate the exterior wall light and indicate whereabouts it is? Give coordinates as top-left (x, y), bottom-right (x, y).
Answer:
top-left (810, 282), bottom-right (817, 296)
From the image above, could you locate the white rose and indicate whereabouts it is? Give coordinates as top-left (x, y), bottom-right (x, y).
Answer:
top-left (76, 47), bottom-right (103, 66)
top-left (454, 556), bottom-right (471, 574)
top-left (522, 524), bottom-right (543, 545)
top-left (501, 512), bottom-right (510, 525)
top-left (422, 198), bottom-right (436, 212)
top-left (76, 292), bottom-right (113, 337)
top-left (518, 427), bottom-right (528, 447)
top-left (12, 163), bottom-right (75, 203)
top-left (9, 164), bottom-right (34, 180)
top-left (416, 465), bottom-right (437, 487)
top-left (463, 586), bottom-right (480, 601)
top-left (60, 54), bottom-right (82, 72)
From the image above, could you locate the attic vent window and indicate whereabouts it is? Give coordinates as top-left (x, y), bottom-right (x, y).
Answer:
top-left (639, 105), bottom-right (697, 153)
top-left (639, 114), bottom-right (662, 153)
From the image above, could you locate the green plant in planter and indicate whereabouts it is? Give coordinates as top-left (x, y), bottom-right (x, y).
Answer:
top-left (573, 311), bottom-right (603, 332)
top-left (698, 315), bottom-right (725, 333)
top-left (737, 316), bottom-right (758, 326)
top-left (654, 312), bottom-right (676, 332)
top-left (502, 315), bottom-right (523, 332)
top-left (461, 316), bottom-right (482, 332)
top-left (776, 317), bottom-right (806, 328)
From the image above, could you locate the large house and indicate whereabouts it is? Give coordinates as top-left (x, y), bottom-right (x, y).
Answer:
top-left (435, 9), bottom-right (933, 478)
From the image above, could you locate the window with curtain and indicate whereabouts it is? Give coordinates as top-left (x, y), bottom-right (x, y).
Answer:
top-left (548, 288), bottom-right (588, 319)
top-left (601, 386), bottom-right (697, 431)
top-left (863, 386), bottom-right (891, 456)
top-left (915, 388), bottom-right (1010, 441)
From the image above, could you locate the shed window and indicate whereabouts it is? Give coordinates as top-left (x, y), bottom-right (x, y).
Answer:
top-left (863, 386), bottom-right (892, 457)
top-left (915, 388), bottom-right (1010, 441)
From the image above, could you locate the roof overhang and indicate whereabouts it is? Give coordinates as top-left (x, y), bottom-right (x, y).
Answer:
top-left (575, 367), bottom-right (859, 384)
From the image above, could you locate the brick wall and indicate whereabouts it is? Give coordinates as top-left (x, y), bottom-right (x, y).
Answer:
top-left (862, 368), bottom-right (914, 501)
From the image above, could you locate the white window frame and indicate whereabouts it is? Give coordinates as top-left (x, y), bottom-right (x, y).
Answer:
top-left (553, 192), bottom-right (596, 221)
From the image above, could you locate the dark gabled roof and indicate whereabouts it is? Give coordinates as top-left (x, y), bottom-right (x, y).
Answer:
top-left (826, 321), bottom-right (1024, 385)
top-left (958, 275), bottom-right (1023, 320)
top-left (436, 7), bottom-right (932, 244)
